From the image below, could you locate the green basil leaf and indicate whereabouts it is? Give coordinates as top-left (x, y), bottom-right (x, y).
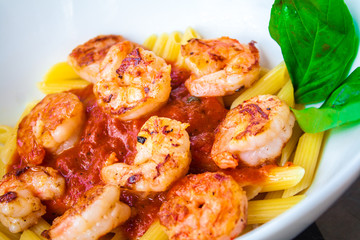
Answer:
top-left (292, 67), bottom-right (360, 133)
top-left (269, 0), bottom-right (359, 104)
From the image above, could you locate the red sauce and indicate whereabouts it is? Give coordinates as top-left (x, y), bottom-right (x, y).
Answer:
top-left (8, 66), bottom-right (275, 239)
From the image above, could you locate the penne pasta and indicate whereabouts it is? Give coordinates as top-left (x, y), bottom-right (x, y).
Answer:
top-left (0, 126), bottom-right (13, 144)
top-left (231, 61), bottom-right (288, 109)
top-left (43, 62), bottom-right (81, 82)
top-left (279, 123), bottom-right (303, 166)
top-left (264, 190), bottom-right (284, 200)
top-left (260, 165), bottom-right (305, 192)
top-left (180, 27), bottom-right (201, 44)
top-left (38, 62), bottom-right (90, 94)
top-left (29, 219), bottom-right (50, 240)
top-left (247, 195), bottom-right (305, 224)
top-left (19, 230), bottom-right (41, 240)
top-left (152, 33), bottom-right (169, 58)
top-left (143, 34), bottom-right (158, 50)
top-left (139, 221), bottom-right (168, 240)
top-left (282, 132), bottom-right (324, 198)
top-left (0, 224), bottom-right (21, 240)
top-left (277, 79), bottom-right (295, 108)
top-left (37, 79), bottom-right (90, 94)
top-left (162, 32), bottom-right (182, 63)
top-left (0, 231), bottom-right (11, 240)
top-left (176, 27), bottom-right (201, 68)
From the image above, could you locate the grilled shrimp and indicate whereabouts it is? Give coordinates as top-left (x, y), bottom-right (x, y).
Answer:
top-left (17, 92), bottom-right (85, 165)
top-left (45, 185), bottom-right (131, 240)
top-left (181, 37), bottom-right (260, 97)
top-left (211, 95), bottom-right (295, 168)
top-left (94, 42), bottom-right (172, 120)
top-left (101, 116), bottom-right (191, 192)
top-left (0, 166), bottom-right (65, 233)
top-left (159, 172), bottom-right (247, 240)
top-left (68, 35), bottom-right (126, 83)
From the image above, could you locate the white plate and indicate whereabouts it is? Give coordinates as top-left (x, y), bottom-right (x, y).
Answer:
top-left (0, 0), bottom-right (359, 239)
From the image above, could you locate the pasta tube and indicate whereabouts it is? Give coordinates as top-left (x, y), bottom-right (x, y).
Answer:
top-left (139, 221), bottom-right (168, 240)
top-left (247, 195), bottom-right (305, 224)
top-left (231, 61), bottom-right (288, 109)
top-left (277, 79), bottom-right (295, 108)
top-left (0, 231), bottom-right (11, 240)
top-left (37, 62), bottom-right (89, 94)
top-left (152, 33), bottom-right (169, 58)
top-left (264, 190), bottom-right (284, 200)
top-left (19, 230), bottom-right (41, 240)
top-left (29, 218), bottom-right (50, 240)
top-left (0, 224), bottom-right (21, 240)
top-left (279, 122), bottom-right (303, 166)
top-left (176, 27), bottom-right (201, 68)
top-left (162, 32), bottom-right (182, 63)
top-left (282, 132), bottom-right (324, 198)
top-left (143, 34), bottom-right (158, 50)
top-left (260, 165), bottom-right (305, 192)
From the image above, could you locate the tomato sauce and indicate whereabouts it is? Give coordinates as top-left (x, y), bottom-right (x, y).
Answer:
top-left (8, 66), bottom-right (274, 239)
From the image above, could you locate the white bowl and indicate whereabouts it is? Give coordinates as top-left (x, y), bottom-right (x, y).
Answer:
top-left (0, 0), bottom-right (359, 239)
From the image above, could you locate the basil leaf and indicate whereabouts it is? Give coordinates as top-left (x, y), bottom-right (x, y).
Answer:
top-left (269, 0), bottom-right (359, 104)
top-left (292, 67), bottom-right (360, 133)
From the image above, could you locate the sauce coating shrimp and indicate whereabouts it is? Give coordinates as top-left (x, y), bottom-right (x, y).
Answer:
top-left (94, 42), bottom-right (172, 120)
top-left (211, 95), bottom-right (295, 168)
top-left (0, 166), bottom-right (65, 233)
top-left (158, 172), bottom-right (247, 240)
top-left (181, 37), bottom-right (260, 97)
top-left (68, 35), bottom-right (126, 83)
top-left (45, 185), bottom-right (131, 240)
top-left (17, 92), bottom-right (85, 165)
top-left (101, 116), bottom-right (191, 192)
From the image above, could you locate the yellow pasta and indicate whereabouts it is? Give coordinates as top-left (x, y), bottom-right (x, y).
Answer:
top-left (37, 79), bottom-right (90, 94)
top-left (283, 132), bottom-right (324, 198)
top-left (247, 195), bottom-right (305, 224)
top-left (231, 61), bottom-right (288, 109)
top-left (264, 190), bottom-right (284, 200)
top-left (143, 34), bottom-right (158, 50)
top-left (0, 126), bottom-right (12, 144)
top-left (260, 165), bottom-right (305, 192)
top-left (176, 27), bottom-right (201, 68)
top-left (0, 231), bottom-right (11, 240)
top-left (139, 221), bottom-right (168, 240)
top-left (180, 27), bottom-right (201, 44)
top-left (29, 219), bottom-right (49, 240)
top-left (19, 230), bottom-right (41, 240)
top-left (162, 32), bottom-right (183, 63)
top-left (152, 33), bottom-right (169, 58)
top-left (279, 123), bottom-right (303, 166)
top-left (0, 224), bottom-right (21, 240)
top-left (37, 62), bottom-right (89, 94)
top-left (277, 79), bottom-right (295, 108)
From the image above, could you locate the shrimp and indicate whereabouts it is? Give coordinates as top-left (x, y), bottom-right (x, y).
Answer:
top-left (45, 185), bottom-right (131, 240)
top-left (17, 92), bottom-right (85, 165)
top-left (68, 35), bottom-right (127, 83)
top-left (158, 172), bottom-right (247, 240)
top-left (94, 42), bottom-right (172, 120)
top-left (0, 166), bottom-right (65, 233)
top-left (181, 37), bottom-right (260, 97)
top-left (101, 116), bottom-right (191, 192)
top-left (211, 95), bottom-right (295, 168)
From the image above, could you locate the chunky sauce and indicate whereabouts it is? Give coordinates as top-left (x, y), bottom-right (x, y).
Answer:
top-left (10, 66), bottom-right (271, 239)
